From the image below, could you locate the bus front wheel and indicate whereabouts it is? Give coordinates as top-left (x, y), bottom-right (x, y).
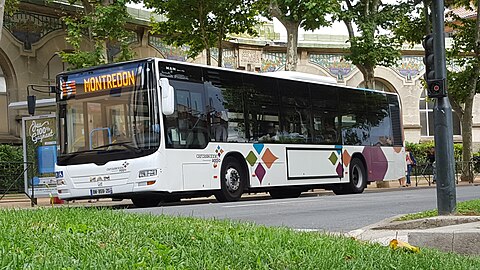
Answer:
top-left (333, 158), bottom-right (367, 195)
top-left (215, 157), bottom-right (245, 202)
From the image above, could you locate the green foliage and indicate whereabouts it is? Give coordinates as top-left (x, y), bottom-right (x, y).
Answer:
top-left (398, 199), bottom-right (480, 221)
top-left (405, 141), bottom-right (463, 163)
top-left (337, 0), bottom-right (415, 72)
top-left (390, 3), bottom-right (426, 47)
top-left (4, 0), bottom-right (19, 15)
top-left (1, 208), bottom-right (479, 268)
top-left (258, 0), bottom-right (339, 70)
top-left (145, 0), bottom-right (259, 62)
top-left (60, 0), bottom-right (135, 69)
top-left (446, 11), bottom-right (480, 104)
top-left (259, 0), bottom-right (339, 31)
top-left (0, 144), bottom-right (24, 193)
top-left (0, 144), bottom-right (22, 163)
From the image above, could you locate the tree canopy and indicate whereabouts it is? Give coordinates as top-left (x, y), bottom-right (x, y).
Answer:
top-left (59, 0), bottom-right (135, 69)
top-left (144, 0), bottom-right (258, 66)
top-left (258, 0), bottom-right (339, 71)
top-left (336, 0), bottom-right (415, 89)
top-left (446, 1), bottom-right (480, 181)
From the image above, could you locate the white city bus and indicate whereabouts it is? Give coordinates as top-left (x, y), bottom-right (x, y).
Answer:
top-left (55, 58), bottom-right (405, 207)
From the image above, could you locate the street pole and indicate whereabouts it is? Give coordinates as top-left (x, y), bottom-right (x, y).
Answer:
top-left (432, 0), bottom-right (456, 214)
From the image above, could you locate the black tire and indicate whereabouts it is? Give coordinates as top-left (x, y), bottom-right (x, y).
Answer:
top-left (269, 189), bottom-right (302, 199)
top-left (333, 158), bottom-right (367, 195)
top-left (131, 197), bottom-right (161, 208)
top-left (214, 157), bottom-right (246, 202)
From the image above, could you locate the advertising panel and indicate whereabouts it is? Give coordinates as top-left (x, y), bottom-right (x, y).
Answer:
top-left (22, 114), bottom-right (57, 197)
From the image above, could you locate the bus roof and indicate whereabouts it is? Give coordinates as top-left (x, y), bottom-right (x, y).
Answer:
top-left (57, 57), bottom-right (398, 97)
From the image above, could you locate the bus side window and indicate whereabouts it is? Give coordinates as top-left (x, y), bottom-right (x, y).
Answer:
top-left (205, 83), bottom-right (228, 142)
top-left (243, 74), bottom-right (280, 143)
top-left (204, 69), bottom-right (246, 143)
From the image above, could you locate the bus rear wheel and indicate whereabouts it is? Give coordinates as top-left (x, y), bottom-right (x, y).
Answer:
top-left (333, 158), bottom-right (367, 195)
top-left (131, 197), bottom-right (161, 208)
top-left (215, 157), bottom-right (245, 202)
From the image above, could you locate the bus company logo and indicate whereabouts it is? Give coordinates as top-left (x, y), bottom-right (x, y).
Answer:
top-left (122, 161), bottom-right (129, 169)
top-left (60, 80), bottom-right (76, 99)
top-left (106, 166), bottom-right (127, 173)
top-left (245, 144), bottom-right (278, 184)
top-left (213, 145), bottom-right (224, 168)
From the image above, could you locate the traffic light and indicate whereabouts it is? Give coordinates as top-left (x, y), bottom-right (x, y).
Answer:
top-left (423, 34), bottom-right (435, 81)
top-left (423, 34), bottom-right (446, 98)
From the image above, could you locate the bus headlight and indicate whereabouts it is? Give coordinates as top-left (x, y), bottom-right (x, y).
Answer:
top-left (139, 169), bottom-right (158, 178)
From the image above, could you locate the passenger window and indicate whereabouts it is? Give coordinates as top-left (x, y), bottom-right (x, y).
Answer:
top-left (243, 74), bottom-right (280, 143)
top-left (278, 80), bottom-right (311, 143)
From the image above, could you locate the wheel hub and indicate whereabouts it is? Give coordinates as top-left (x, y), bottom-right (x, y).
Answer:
top-left (352, 164), bottom-right (363, 188)
top-left (225, 167), bottom-right (240, 192)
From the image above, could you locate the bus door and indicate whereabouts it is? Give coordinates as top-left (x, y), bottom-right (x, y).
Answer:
top-left (163, 80), bottom-right (213, 191)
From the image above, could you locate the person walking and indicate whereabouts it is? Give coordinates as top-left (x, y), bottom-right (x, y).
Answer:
top-left (405, 148), bottom-right (417, 187)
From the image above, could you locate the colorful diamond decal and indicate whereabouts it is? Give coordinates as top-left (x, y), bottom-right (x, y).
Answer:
top-left (255, 163), bottom-right (266, 184)
top-left (336, 163), bottom-right (343, 176)
top-left (253, 143), bottom-right (264, 155)
top-left (335, 145), bottom-right (342, 155)
top-left (342, 150), bottom-right (351, 167)
top-left (328, 152), bottom-right (338, 165)
top-left (246, 151), bottom-right (258, 167)
top-left (262, 148), bottom-right (278, 169)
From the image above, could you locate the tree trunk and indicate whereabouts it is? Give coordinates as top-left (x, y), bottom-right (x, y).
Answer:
top-left (218, 27), bottom-right (223, 67)
top-left (461, 1), bottom-right (480, 182)
top-left (359, 66), bottom-right (375, 89)
top-left (284, 21), bottom-right (299, 71)
top-left (460, 102), bottom-right (474, 182)
top-left (268, 1), bottom-right (300, 71)
top-left (0, 0), bottom-right (5, 41)
top-left (206, 47), bottom-right (211, 66)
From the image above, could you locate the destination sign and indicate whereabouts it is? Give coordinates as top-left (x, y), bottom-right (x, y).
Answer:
top-left (83, 71), bottom-right (135, 93)
top-left (58, 61), bottom-right (147, 100)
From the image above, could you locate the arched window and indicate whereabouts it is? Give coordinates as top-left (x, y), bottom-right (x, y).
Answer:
top-left (0, 68), bottom-right (6, 93)
top-left (419, 88), bottom-right (461, 137)
top-left (358, 79), bottom-right (395, 93)
top-left (42, 54), bottom-right (68, 84)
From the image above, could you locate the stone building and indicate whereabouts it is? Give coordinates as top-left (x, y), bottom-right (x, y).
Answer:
top-left (1, 1), bottom-right (479, 150)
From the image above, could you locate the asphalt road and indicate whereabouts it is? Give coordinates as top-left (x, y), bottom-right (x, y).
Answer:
top-left (126, 185), bottom-right (480, 233)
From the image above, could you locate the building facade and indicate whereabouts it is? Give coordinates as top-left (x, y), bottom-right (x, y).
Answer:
top-left (1, 1), bottom-right (479, 149)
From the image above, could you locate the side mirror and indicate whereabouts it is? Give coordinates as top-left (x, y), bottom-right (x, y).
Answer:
top-left (160, 78), bottom-right (175, 115)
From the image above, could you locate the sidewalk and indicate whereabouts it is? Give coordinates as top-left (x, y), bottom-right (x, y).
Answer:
top-left (348, 178), bottom-right (480, 256)
top-left (348, 215), bottom-right (480, 256)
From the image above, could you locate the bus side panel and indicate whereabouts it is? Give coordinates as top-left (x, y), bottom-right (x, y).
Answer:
top-left (286, 148), bottom-right (341, 180)
top-left (238, 144), bottom-right (345, 188)
top-left (383, 146), bottom-right (406, 181)
top-left (349, 146), bottom-right (405, 182)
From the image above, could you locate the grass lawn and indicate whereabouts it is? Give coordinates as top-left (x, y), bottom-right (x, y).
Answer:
top-left (0, 208), bottom-right (479, 269)
top-left (397, 199), bottom-right (480, 221)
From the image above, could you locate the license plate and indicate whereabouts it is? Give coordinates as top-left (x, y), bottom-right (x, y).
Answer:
top-left (90, 187), bottom-right (112, 196)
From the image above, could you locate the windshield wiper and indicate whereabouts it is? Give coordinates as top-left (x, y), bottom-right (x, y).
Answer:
top-left (93, 142), bottom-right (141, 152)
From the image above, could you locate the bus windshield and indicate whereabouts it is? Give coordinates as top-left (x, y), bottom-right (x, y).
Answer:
top-left (57, 60), bottom-right (160, 165)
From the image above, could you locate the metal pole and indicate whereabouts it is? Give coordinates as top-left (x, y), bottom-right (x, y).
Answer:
top-left (432, 0), bottom-right (456, 214)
